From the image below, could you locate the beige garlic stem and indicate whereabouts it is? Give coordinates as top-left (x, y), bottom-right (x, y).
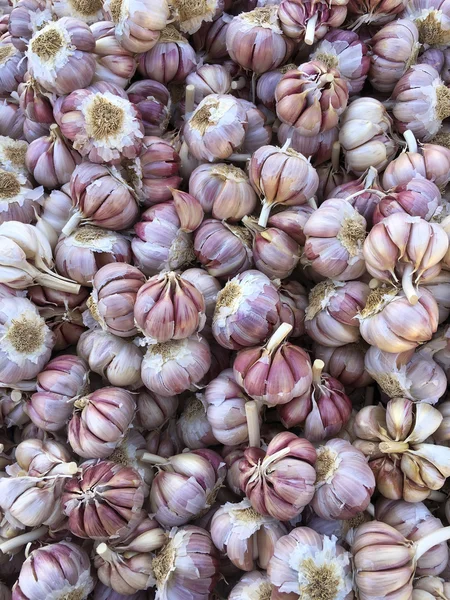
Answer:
top-left (62, 211), bottom-right (83, 236)
top-left (404, 129), bottom-right (418, 154)
top-left (231, 77), bottom-right (246, 90)
top-left (305, 11), bottom-right (318, 45)
top-left (331, 141), bottom-right (340, 171)
top-left (312, 359), bottom-right (324, 386)
top-left (96, 542), bottom-right (114, 563)
top-left (366, 503), bottom-right (375, 517)
top-left (228, 153), bottom-right (251, 162)
top-left (369, 278), bottom-right (381, 289)
top-left (245, 400), bottom-right (260, 449)
top-left (379, 441), bottom-right (409, 454)
top-left (364, 166), bottom-right (378, 189)
top-left (416, 526), bottom-right (450, 560)
top-left (308, 197), bottom-right (318, 210)
top-left (36, 273), bottom-right (81, 294)
top-left (428, 490), bottom-right (447, 502)
top-left (0, 526), bottom-right (48, 554)
top-left (402, 264), bottom-right (419, 305)
top-left (266, 322), bottom-right (293, 354)
top-left (136, 451), bottom-right (169, 465)
top-left (258, 201), bottom-right (272, 227)
top-left (10, 390), bottom-right (22, 403)
top-left (185, 84), bottom-right (195, 116)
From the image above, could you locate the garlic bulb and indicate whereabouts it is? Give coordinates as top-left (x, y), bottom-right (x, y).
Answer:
top-left (63, 459), bottom-right (146, 540)
top-left (136, 388), bottom-right (179, 431)
top-left (311, 438), bottom-right (375, 520)
top-left (53, 0), bottom-right (104, 23)
top-left (68, 386), bottom-right (136, 459)
top-left (210, 498), bottom-right (288, 571)
top-left (12, 542), bottom-right (95, 600)
top-left (77, 329), bottom-right (143, 388)
top-left (268, 527), bottom-right (353, 600)
top-left (88, 263), bottom-right (145, 338)
top-left (279, 0), bottom-right (348, 44)
top-left (103, 0), bottom-right (169, 53)
top-left (141, 335), bottom-right (211, 396)
top-left (0, 167), bottom-right (43, 225)
top-left (0, 296), bottom-right (54, 385)
top-left (55, 226), bottom-right (131, 287)
top-left (54, 83), bottom-right (144, 164)
top-left (26, 17), bottom-right (96, 95)
top-left (126, 79), bottom-right (170, 136)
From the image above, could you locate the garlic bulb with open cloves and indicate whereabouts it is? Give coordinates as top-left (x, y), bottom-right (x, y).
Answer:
top-left (354, 397), bottom-right (450, 502)
top-left (279, 0), bottom-right (348, 44)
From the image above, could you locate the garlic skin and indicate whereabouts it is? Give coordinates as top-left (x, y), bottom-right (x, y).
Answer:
top-left (354, 398), bottom-right (450, 501)
top-left (150, 449), bottom-right (225, 526)
top-left (152, 526), bottom-right (219, 600)
top-left (36, 187), bottom-right (73, 249)
top-left (348, 0), bottom-right (406, 26)
top-left (278, 280), bottom-right (308, 338)
top-left (364, 346), bottom-right (447, 404)
top-left (55, 226), bottom-right (132, 287)
top-left (329, 169), bottom-right (383, 228)
top-left (26, 17), bottom-right (96, 96)
top-left (212, 270), bottom-right (281, 350)
top-left (132, 202), bottom-right (194, 277)
top-left (8, 0), bottom-right (53, 51)
top-left (339, 97), bottom-right (398, 175)
top-left (401, 0), bottom-right (450, 48)
top-left (94, 514), bottom-right (164, 595)
top-left (91, 21), bottom-right (137, 89)
top-left (189, 163), bottom-right (257, 222)
top-left (268, 205), bottom-right (314, 248)
top-left (136, 389), bottom-right (179, 431)
top-left (312, 439), bottom-right (375, 521)
top-left (0, 167), bottom-right (43, 225)
top-left (186, 64), bottom-right (232, 105)
top-left (67, 162), bottom-right (139, 235)
top-left (369, 19), bottom-right (420, 93)
top-left (54, 83), bottom-right (144, 164)
top-left (229, 571), bottom-right (273, 600)
top-left (303, 198), bottom-right (367, 281)
top-left (184, 94), bottom-right (247, 162)
top-left (234, 324), bottom-right (313, 406)
top-left (376, 499), bottom-right (449, 576)
top-left (226, 7), bottom-right (294, 74)
top-left (278, 124), bottom-right (340, 167)
top-left (63, 460), bottom-right (146, 541)
top-left (171, 0), bottom-right (223, 34)
top-left (0, 38), bottom-right (26, 95)
top-left (134, 271), bottom-right (205, 343)
top-left (12, 542), bottom-right (96, 600)
top-left (103, 0), bottom-right (169, 53)
top-left (0, 296), bottom-right (54, 385)
top-left (413, 577), bottom-right (450, 600)
top-left (311, 29), bottom-right (370, 94)
top-left (268, 527), bottom-right (353, 600)
top-left (181, 268), bottom-right (222, 331)
top-left (89, 263), bottom-right (146, 338)
top-left (17, 75), bottom-right (55, 142)
top-left (28, 354), bottom-right (89, 432)
top-left (194, 219), bottom-right (254, 279)
top-left (171, 187), bottom-right (204, 234)
top-left (358, 286), bottom-right (439, 353)
top-left (210, 498), bottom-right (288, 571)
top-left (126, 79), bottom-right (170, 136)
top-left (205, 369), bottom-right (258, 446)
top-left (77, 329), bottom-right (143, 389)
top-left (275, 61), bottom-right (349, 136)
top-left (248, 144), bottom-right (319, 227)
top-left (393, 64), bottom-right (450, 141)
top-left (145, 417), bottom-right (183, 458)
top-left (435, 401), bottom-right (450, 443)
top-left (68, 386), bottom-right (136, 459)
top-left (305, 280), bottom-right (370, 347)
top-left (248, 220), bottom-right (301, 281)
top-left (352, 521), bottom-right (416, 600)
top-left (141, 335), bottom-right (211, 396)
top-left (240, 432), bottom-right (317, 521)
top-left (138, 25), bottom-right (197, 85)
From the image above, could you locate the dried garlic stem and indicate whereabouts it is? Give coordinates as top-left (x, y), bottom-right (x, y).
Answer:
top-left (245, 400), bottom-right (260, 449)
top-left (0, 526), bottom-right (48, 554)
top-left (402, 264), bottom-right (419, 305)
top-left (312, 359), bottom-right (325, 386)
